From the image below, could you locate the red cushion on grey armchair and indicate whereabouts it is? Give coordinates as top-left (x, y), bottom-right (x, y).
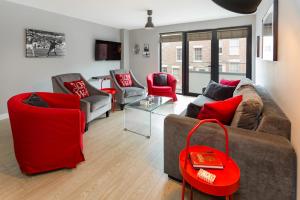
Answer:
top-left (115, 73), bottom-right (133, 87)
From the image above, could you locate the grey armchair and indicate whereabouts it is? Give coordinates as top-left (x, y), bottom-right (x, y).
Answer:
top-left (52, 73), bottom-right (112, 126)
top-left (110, 69), bottom-right (146, 110)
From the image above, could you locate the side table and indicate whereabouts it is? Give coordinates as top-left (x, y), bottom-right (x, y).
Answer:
top-left (179, 119), bottom-right (240, 200)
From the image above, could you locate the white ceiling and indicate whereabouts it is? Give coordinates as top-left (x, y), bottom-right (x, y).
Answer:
top-left (6, 0), bottom-right (245, 30)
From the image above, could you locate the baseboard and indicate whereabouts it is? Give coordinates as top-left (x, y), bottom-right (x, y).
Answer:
top-left (0, 113), bottom-right (8, 120)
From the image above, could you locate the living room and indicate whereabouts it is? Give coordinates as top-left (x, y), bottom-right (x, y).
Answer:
top-left (0, 0), bottom-right (299, 199)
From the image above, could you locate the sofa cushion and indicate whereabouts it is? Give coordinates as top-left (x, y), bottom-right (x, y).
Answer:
top-left (231, 85), bottom-right (264, 130)
top-left (220, 79), bottom-right (240, 87)
top-left (64, 80), bottom-right (90, 99)
top-left (83, 95), bottom-right (110, 112)
top-left (151, 85), bottom-right (172, 93)
top-left (115, 73), bottom-right (133, 87)
top-left (186, 103), bottom-right (202, 118)
top-left (153, 73), bottom-right (168, 86)
top-left (233, 77), bottom-right (254, 96)
top-left (197, 95), bottom-right (243, 125)
top-left (203, 80), bottom-right (236, 100)
top-left (23, 93), bottom-right (49, 108)
top-left (124, 87), bottom-right (145, 98)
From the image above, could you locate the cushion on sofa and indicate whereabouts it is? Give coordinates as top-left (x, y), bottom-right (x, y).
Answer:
top-left (153, 73), bottom-right (168, 86)
top-left (233, 77), bottom-right (254, 96)
top-left (83, 95), bottom-right (110, 112)
top-left (220, 79), bottom-right (240, 87)
top-left (203, 80), bottom-right (236, 100)
top-left (197, 95), bottom-right (243, 125)
top-left (124, 87), bottom-right (145, 98)
top-left (186, 103), bottom-right (202, 118)
top-left (231, 85), bottom-right (264, 130)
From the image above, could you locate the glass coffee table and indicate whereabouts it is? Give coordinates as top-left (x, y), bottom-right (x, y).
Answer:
top-left (124, 95), bottom-right (172, 138)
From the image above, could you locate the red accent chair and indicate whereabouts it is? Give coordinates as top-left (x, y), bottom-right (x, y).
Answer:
top-left (7, 92), bottom-right (85, 175)
top-left (147, 72), bottom-right (178, 101)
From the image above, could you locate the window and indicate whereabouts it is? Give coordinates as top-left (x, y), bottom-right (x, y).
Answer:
top-left (172, 66), bottom-right (180, 80)
top-left (194, 47), bottom-right (203, 62)
top-left (176, 46), bottom-right (182, 62)
top-left (229, 39), bottom-right (240, 55)
top-left (219, 41), bottom-right (223, 55)
top-left (161, 65), bottom-right (168, 73)
top-left (228, 62), bottom-right (240, 73)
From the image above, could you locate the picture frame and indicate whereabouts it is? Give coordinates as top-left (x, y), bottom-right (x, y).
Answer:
top-left (143, 43), bottom-right (150, 57)
top-left (26, 29), bottom-right (66, 58)
top-left (261, 0), bottom-right (278, 61)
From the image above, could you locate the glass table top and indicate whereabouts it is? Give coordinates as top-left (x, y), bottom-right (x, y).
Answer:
top-left (125, 95), bottom-right (172, 112)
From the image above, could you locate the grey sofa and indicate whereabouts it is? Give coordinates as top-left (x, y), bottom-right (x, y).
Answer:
top-left (52, 73), bottom-right (111, 125)
top-left (110, 69), bottom-right (146, 110)
top-left (164, 86), bottom-right (296, 200)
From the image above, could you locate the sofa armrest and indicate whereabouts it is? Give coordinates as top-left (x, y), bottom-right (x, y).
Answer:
top-left (164, 114), bottom-right (296, 200)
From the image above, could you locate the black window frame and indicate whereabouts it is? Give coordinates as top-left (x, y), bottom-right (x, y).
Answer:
top-left (159, 25), bottom-right (252, 96)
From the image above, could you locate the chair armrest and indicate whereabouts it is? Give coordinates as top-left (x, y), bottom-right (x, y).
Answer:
top-left (130, 70), bottom-right (145, 89)
top-left (37, 92), bottom-right (80, 109)
top-left (164, 114), bottom-right (296, 199)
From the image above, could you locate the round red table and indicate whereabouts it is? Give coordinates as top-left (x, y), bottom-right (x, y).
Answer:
top-left (101, 88), bottom-right (116, 112)
top-left (179, 119), bottom-right (240, 200)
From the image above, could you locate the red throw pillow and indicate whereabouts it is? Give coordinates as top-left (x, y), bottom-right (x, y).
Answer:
top-left (115, 73), bottom-right (133, 87)
top-left (64, 80), bottom-right (90, 99)
top-left (220, 79), bottom-right (241, 87)
top-left (197, 95), bottom-right (243, 125)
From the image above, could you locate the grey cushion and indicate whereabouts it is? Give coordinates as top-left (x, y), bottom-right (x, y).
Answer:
top-left (23, 93), bottom-right (49, 108)
top-left (203, 80), bottom-right (236, 100)
top-left (231, 85), bottom-right (263, 130)
top-left (124, 87), bottom-right (145, 98)
top-left (83, 95), bottom-right (110, 112)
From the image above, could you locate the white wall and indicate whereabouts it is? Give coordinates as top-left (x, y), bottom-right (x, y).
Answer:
top-left (256, 0), bottom-right (300, 199)
top-left (129, 15), bottom-right (256, 86)
top-left (0, 1), bottom-right (121, 115)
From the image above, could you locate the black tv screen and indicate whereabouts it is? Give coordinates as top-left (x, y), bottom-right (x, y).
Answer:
top-left (95, 40), bottom-right (121, 61)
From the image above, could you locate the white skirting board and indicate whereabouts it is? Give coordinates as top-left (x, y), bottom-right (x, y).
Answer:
top-left (0, 113), bottom-right (8, 120)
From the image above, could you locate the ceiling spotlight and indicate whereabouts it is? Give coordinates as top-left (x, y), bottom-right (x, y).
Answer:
top-left (145, 10), bottom-right (154, 29)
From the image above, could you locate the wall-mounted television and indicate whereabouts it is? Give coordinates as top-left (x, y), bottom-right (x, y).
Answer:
top-left (95, 40), bottom-right (121, 61)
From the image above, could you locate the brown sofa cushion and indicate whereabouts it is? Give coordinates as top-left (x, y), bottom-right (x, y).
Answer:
top-left (231, 85), bottom-right (263, 130)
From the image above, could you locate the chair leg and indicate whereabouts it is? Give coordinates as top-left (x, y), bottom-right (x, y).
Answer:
top-left (84, 123), bottom-right (89, 132)
top-left (106, 111), bottom-right (110, 118)
top-left (120, 104), bottom-right (125, 110)
top-left (181, 179), bottom-right (186, 200)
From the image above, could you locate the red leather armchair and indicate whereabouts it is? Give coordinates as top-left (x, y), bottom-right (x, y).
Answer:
top-left (7, 92), bottom-right (85, 174)
top-left (147, 72), bottom-right (178, 101)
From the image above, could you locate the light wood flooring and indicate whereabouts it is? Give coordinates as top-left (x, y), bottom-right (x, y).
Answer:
top-left (0, 95), bottom-right (219, 200)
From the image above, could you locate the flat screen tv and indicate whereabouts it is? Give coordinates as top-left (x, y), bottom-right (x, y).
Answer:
top-left (95, 40), bottom-right (121, 61)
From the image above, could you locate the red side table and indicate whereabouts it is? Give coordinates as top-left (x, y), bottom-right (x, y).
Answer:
top-left (101, 88), bottom-right (116, 112)
top-left (179, 119), bottom-right (240, 200)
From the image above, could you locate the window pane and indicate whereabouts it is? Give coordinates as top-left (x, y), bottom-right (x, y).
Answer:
top-left (219, 38), bottom-right (246, 81)
top-left (161, 37), bottom-right (183, 93)
top-left (189, 37), bottom-right (211, 94)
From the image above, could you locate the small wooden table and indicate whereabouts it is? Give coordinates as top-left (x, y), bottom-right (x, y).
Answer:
top-left (179, 119), bottom-right (240, 200)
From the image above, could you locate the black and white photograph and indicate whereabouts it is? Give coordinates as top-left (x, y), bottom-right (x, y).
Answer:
top-left (143, 43), bottom-right (150, 57)
top-left (26, 29), bottom-right (66, 57)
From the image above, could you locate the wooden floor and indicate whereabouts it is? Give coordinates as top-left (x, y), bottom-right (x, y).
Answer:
top-left (0, 95), bottom-right (218, 200)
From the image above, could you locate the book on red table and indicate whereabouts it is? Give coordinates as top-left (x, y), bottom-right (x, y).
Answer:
top-left (189, 151), bottom-right (223, 169)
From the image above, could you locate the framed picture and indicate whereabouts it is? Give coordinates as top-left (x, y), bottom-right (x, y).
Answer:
top-left (262, 0), bottom-right (278, 61)
top-left (257, 36), bottom-right (260, 57)
top-left (143, 43), bottom-right (150, 57)
top-left (26, 29), bottom-right (66, 57)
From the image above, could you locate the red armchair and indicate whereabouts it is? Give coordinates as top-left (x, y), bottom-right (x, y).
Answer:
top-left (7, 92), bottom-right (85, 174)
top-left (147, 72), bottom-right (178, 101)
